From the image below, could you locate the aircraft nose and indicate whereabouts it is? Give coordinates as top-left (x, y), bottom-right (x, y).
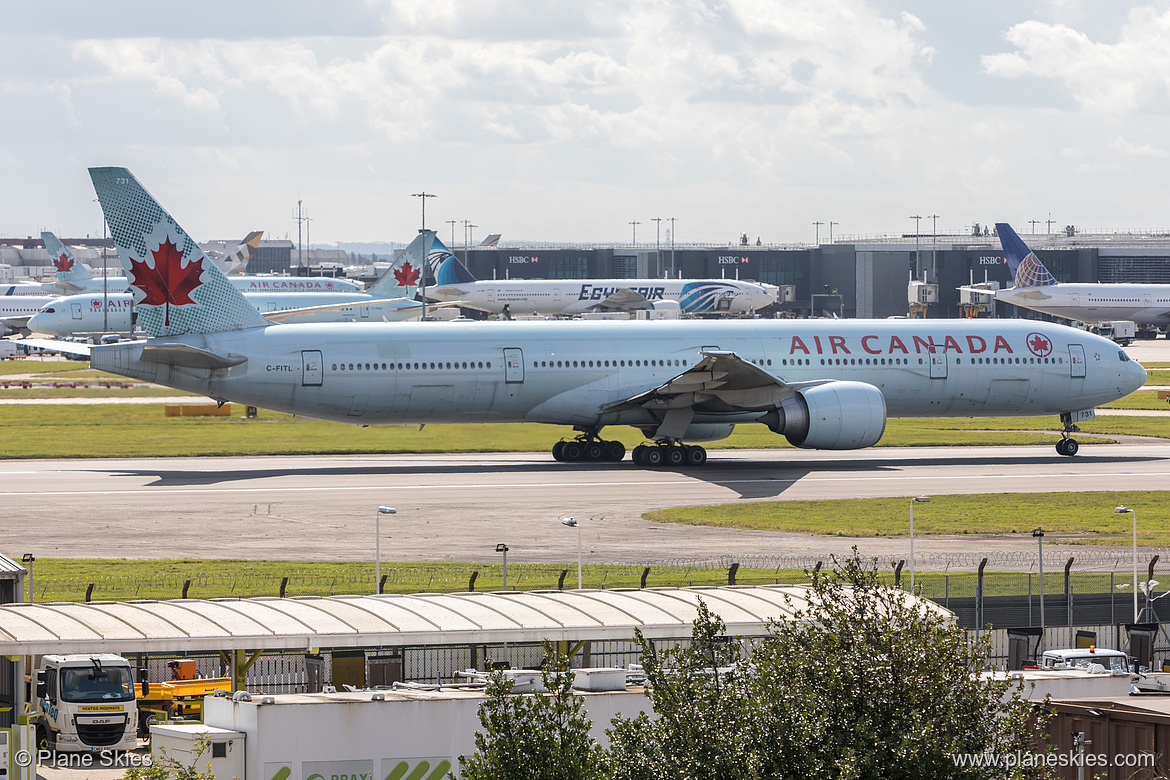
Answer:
top-left (1129, 359), bottom-right (1148, 393)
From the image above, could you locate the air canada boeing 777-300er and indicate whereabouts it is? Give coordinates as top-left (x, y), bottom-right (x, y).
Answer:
top-left (73, 167), bottom-right (1146, 465)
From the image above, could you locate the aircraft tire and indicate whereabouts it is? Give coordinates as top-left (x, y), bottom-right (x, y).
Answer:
top-left (586, 442), bottom-right (604, 461)
top-left (562, 442), bottom-right (583, 461)
top-left (552, 441), bottom-right (566, 461)
top-left (685, 445), bottom-right (708, 466)
top-left (604, 441), bottom-right (626, 462)
top-left (666, 446), bottom-right (686, 467)
top-left (1063, 439), bottom-right (1079, 456)
top-left (632, 445), bottom-right (647, 465)
top-left (643, 447), bottom-right (664, 467)
top-left (1055, 439), bottom-right (1068, 456)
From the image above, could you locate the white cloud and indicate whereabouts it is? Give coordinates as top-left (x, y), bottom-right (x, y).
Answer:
top-left (1109, 136), bottom-right (1168, 158)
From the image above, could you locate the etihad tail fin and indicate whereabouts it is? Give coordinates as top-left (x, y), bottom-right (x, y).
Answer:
top-left (366, 230), bottom-right (435, 297)
top-left (434, 240), bottom-right (478, 286)
top-left (216, 230), bottom-right (264, 274)
top-left (41, 231), bottom-right (95, 291)
top-left (89, 167), bottom-right (271, 337)
top-left (996, 222), bottom-right (1057, 288)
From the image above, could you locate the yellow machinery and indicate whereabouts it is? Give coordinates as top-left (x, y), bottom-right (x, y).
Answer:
top-left (134, 660), bottom-right (231, 735)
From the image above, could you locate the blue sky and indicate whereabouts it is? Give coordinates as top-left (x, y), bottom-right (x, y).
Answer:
top-left (2, 0), bottom-right (1168, 245)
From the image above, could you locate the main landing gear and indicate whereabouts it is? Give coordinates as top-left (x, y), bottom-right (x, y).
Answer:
top-left (631, 441), bottom-right (707, 467)
top-left (552, 435), bottom-right (626, 462)
top-left (1056, 412), bottom-right (1081, 457)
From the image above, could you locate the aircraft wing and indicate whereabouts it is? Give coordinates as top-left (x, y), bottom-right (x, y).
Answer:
top-left (998, 287), bottom-right (1053, 301)
top-left (9, 337), bottom-right (92, 357)
top-left (602, 351), bottom-right (820, 416)
top-left (589, 288), bottom-right (653, 312)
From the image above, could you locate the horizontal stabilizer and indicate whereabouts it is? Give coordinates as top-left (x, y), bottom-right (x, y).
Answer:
top-left (8, 337), bottom-right (93, 358)
top-left (141, 343), bottom-right (247, 370)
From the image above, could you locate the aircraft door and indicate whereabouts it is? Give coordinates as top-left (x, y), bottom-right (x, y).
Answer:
top-left (71, 303), bottom-right (82, 320)
top-left (554, 288), bottom-right (561, 304)
top-left (301, 350), bottom-right (323, 386)
top-left (1068, 344), bottom-right (1086, 378)
top-left (929, 347), bottom-right (948, 379)
top-left (503, 348), bottom-right (524, 383)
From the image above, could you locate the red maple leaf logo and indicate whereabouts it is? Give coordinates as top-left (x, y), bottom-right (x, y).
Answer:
top-left (129, 236), bottom-right (204, 327)
top-left (91, 299), bottom-right (101, 308)
top-left (1027, 332), bottom-right (1052, 357)
top-left (53, 253), bottom-right (74, 272)
top-left (394, 261), bottom-right (420, 287)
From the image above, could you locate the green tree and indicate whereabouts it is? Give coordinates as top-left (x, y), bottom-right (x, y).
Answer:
top-left (605, 555), bottom-right (1053, 780)
top-left (456, 643), bottom-right (605, 780)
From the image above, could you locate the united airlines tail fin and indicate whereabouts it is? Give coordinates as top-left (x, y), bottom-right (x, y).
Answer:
top-left (996, 222), bottom-right (1057, 288)
top-left (366, 230), bottom-right (436, 298)
top-left (434, 241), bottom-right (478, 286)
top-left (41, 231), bottom-right (95, 292)
top-left (89, 167), bottom-right (271, 337)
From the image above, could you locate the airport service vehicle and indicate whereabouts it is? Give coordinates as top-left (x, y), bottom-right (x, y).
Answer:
top-left (1085, 320), bottom-right (1136, 346)
top-left (75, 167), bottom-right (1146, 466)
top-left (427, 239), bottom-right (775, 316)
top-left (32, 654), bottom-right (139, 753)
top-left (27, 234), bottom-right (436, 338)
top-left (966, 223), bottom-right (1170, 331)
top-left (1039, 647), bottom-right (1131, 674)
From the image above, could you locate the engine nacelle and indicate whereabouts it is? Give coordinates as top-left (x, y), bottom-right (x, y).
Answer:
top-left (759, 381), bottom-right (886, 450)
top-left (640, 423), bottom-right (735, 443)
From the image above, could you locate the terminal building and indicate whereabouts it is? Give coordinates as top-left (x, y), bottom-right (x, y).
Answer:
top-left (5, 230), bottom-right (1170, 321)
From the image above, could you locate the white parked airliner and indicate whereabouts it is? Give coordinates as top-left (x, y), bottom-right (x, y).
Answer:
top-left (27, 234), bottom-right (437, 338)
top-left (974, 223), bottom-right (1170, 329)
top-left (426, 240), bottom-right (775, 316)
top-left (71, 168), bottom-right (1145, 465)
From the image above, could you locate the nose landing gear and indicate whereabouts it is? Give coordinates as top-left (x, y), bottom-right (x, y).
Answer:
top-left (1056, 412), bottom-right (1081, 456)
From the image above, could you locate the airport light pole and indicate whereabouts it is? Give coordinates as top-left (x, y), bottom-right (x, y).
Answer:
top-left (829, 221), bottom-right (839, 243)
top-left (1116, 506), bottom-right (1138, 621)
top-left (375, 506), bottom-right (396, 594)
top-left (909, 496), bottom-right (929, 591)
top-left (629, 221), bottom-right (640, 248)
top-left (909, 215), bottom-right (922, 281)
top-left (1033, 528), bottom-right (1045, 653)
top-left (20, 553), bottom-right (34, 604)
top-left (812, 221), bottom-right (823, 245)
top-left (668, 217), bottom-right (677, 277)
top-left (561, 517), bottom-right (582, 589)
top-left (496, 543), bottom-right (509, 590)
top-left (928, 214), bottom-right (939, 283)
top-left (651, 218), bottom-right (663, 277)
top-left (446, 219), bottom-right (456, 252)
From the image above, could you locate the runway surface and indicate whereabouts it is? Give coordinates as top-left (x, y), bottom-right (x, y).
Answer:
top-left (4, 440), bottom-right (1169, 565)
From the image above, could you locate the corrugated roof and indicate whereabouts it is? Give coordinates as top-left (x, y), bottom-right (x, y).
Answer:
top-left (0, 585), bottom-right (949, 655)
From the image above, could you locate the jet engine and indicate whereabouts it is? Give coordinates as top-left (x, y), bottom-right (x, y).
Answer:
top-left (758, 381), bottom-right (886, 449)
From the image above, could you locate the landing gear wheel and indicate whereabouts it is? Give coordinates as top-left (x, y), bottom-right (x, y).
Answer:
top-left (562, 441), bottom-right (583, 461)
top-left (552, 441), bottom-right (566, 461)
top-left (585, 442), bottom-right (604, 461)
top-left (604, 441), bottom-right (626, 461)
top-left (685, 445), bottom-right (708, 466)
top-left (632, 445), bottom-right (647, 465)
top-left (1063, 438), bottom-right (1079, 456)
top-left (666, 446), bottom-right (686, 467)
top-left (643, 447), bottom-right (664, 467)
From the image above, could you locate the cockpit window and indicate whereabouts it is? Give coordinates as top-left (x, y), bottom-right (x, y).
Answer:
top-left (1119, 351), bottom-right (1130, 362)
top-left (43, 307), bottom-right (55, 313)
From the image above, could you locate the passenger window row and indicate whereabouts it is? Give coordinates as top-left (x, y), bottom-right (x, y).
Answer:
top-left (332, 361), bottom-right (493, 372)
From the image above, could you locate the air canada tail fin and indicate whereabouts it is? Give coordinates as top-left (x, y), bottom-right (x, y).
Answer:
top-left (89, 167), bottom-right (271, 337)
top-left (366, 230), bottom-right (435, 297)
top-left (434, 239), bottom-right (478, 286)
top-left (996, 222), bottom-right (1057, 288)
top-left (41, 231), bottom-right (94, 289)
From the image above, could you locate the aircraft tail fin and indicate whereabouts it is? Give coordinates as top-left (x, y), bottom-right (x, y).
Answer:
top-left (89, 167), bottom-right (272, 337)
top-left (217, 230), bottom-right (264, 274)
top-left (41, 231), bottom-right (94, 282)
top-left (366, 230), bottom-right (436, 297)
top-left (434, 241), bottom-right (478, 286)
top-left (996, 222), bottom-right (1057, 288)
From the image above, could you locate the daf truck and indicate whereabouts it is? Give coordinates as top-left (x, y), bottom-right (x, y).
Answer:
top-left (32, 654), bottom-right (140, 753)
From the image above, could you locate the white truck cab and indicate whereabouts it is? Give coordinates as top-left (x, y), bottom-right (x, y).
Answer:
top-left (33, 654), bottom-right (139, 753)
top-left (1039, 647), bottom-right (1132, 675)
